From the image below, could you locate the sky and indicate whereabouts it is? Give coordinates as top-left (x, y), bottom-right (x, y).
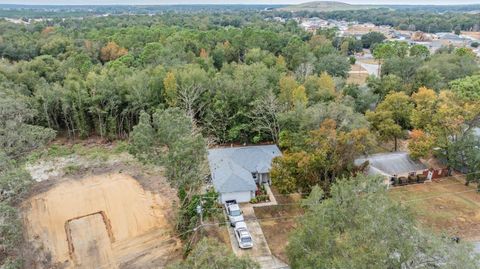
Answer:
top-left (0, 0), bottom-right (479, 5)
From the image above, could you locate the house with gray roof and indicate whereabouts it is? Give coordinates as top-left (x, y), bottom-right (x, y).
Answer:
top-left (208, 145), bottom-right (282, 203)
top-left (355, 152), bottom-right (427, 183)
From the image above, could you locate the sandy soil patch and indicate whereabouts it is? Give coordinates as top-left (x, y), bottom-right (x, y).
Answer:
top-left (22, 173), bottom-right (181, 269)
top-left (68, 213), bottom-right (116, 269)
top-left (463, 31), bottom-right (480, 40)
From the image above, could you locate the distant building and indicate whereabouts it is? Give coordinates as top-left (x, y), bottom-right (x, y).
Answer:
top-left (436, 32), bottom-right (471, 45)
top-left (208, 145), bottom-right (282, 203)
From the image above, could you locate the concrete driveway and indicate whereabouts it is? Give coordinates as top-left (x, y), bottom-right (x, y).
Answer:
top-left (227, 205), bottom-right (289, 269)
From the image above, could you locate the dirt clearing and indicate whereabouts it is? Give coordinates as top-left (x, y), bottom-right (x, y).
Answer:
top-left (254, 188), bottom-right (304, 263)
top-left (22, 173), bottom-right (181, 269)
top-left (390, 177), bottom-right (480, 241)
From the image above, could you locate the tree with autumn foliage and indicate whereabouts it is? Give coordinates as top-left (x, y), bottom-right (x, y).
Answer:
top-left (410, 87), bottom-right (438, 129)
top-left (164, 71), bottom-right (178, 107)
top-left (278, 75), bottom-right (299, 109)
top-left (292, 85), bottom-right (308, 108)
top-left (409, 77), bottom-right (480, 173)
top-left (271, 119), bottom-right (374, 194)
top-left (408, 129), bottom-right (435, 159)
top-left (100, 41), bottom-right (128, 63)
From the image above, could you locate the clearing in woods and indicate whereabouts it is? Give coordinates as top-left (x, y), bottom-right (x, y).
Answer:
top-left (22, 173), bottom-right (181, 269)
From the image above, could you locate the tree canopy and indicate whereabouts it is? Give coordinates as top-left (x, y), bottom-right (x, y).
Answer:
top-left (287, 175), bottom-right (480, 269)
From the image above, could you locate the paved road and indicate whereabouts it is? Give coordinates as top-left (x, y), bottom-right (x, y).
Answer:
top-left (227, 205), bottom-right (289, 269)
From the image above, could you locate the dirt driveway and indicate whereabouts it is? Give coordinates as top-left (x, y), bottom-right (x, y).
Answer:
top-left (227, 205), bottom-right (289, 269)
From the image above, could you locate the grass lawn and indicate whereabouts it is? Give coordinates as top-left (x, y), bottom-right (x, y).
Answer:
top-left (389, 177), bottom-right (480, 241)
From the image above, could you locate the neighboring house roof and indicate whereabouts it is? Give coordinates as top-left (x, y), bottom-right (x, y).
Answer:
top-left (208, 145), bottom-right (282, 193)
top-left (355, 152), bottom-right (427, 177)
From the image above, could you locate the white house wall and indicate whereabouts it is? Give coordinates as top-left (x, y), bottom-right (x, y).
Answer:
top-left (219, 191), bottom-right (253, 204)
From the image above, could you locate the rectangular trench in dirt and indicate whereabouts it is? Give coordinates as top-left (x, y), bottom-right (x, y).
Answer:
top-left (66, 212), bottom-right (118, 269)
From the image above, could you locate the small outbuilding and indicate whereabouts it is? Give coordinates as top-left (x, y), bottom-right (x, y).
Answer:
top-left (208, 145), bottom-right (282, 203)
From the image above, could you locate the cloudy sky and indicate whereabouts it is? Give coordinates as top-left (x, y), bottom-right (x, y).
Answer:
top-left (0, 0), bottom-right (479, 5)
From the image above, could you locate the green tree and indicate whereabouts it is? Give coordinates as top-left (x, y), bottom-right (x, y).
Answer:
top-left (287, 175), bottom-right (480, 269)
top-left (367, 74), bottom-right (403, 102)
top-left (366, 110), bottom-right (403, 151)
top-left (128, 111), bottom-right (155, 163)
top-left (361, 31), bottom-right (386, 49)
top-left (381, 56), bottom-right (421, 86)
top-left (129, 108), bottom-right (207, 243)
top-left (0, 202), bottom-right (23, 255)
top-left (283, 36), bottom-right (310, 71)
top-left (315, 53), bottom-right (351, 78)
top-left (0, 88), bottom-right (56, 158)
top-left (449, 75), bottom-right (480, 101)
top-left (409, 44), bottom-right (430, 59)
top-left (367, 91), bottom-right (412, 151)
top-left (422, 53), bottom-right (478, 82)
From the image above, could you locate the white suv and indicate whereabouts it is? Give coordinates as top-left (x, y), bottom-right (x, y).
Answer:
top-left (225, 200), bottom-right (244, 226)
top-left (234, 221), bottom-right (253, 249)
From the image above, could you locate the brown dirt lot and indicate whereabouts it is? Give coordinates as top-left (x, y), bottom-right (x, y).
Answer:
top-left (254, 188), bottom-right (304, 263)
top-left (200, 225), bottom-right (230, 248)
top-left (21, 173), bottom-right (181, 269)
top-left (347, 63), bottom-right (370, 85)
top-left (347, 73), bottom-right (369, 85)
top-left (390, 177), bottom-right (480, 241)
top-left (463, 31), bottom-right (480, 40)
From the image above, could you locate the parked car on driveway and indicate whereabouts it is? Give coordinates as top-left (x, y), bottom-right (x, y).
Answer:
top-left (225, 200), bottom-right (244, 226)
top-left (234, 221), bottom-right (253, 249)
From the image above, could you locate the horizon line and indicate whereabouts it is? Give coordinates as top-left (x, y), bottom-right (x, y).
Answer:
top-left (1, 2), bottom-right (480, 7)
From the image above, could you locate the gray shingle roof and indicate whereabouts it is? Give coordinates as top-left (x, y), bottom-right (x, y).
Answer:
top-left (208, 145), bottom-right (282, 193)
top-left (355, 152), bottom-right (426, 177)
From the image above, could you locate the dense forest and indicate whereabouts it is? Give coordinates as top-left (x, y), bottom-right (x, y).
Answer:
top-left (1, 7), bottom-right (480, 269)
top-left (0, 4), bottom-right (283, 18)
top-left (0, 12), bottom-right (477, 148)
